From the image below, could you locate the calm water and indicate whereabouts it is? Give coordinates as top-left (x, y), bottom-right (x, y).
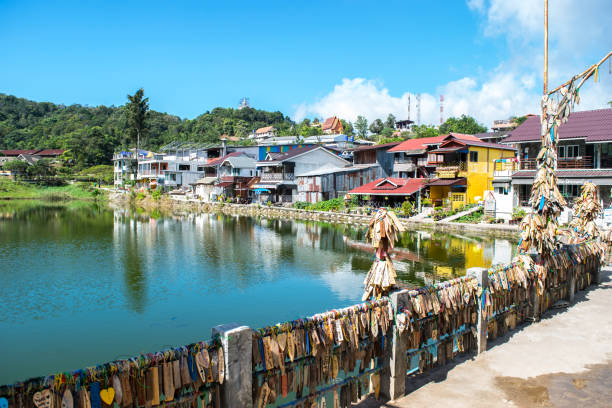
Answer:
top-left (0, 200), bottom-right (516, 384)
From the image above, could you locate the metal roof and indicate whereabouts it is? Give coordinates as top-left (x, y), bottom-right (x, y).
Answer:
top-left (503, 109), bottom-right (612, 144)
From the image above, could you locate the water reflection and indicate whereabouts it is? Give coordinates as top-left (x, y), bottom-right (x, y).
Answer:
top-left (0, 201), bottom-right (517, 384)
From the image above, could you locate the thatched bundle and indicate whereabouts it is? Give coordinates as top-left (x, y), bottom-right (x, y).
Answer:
top-left (362, 208), bottom-right (405, 301)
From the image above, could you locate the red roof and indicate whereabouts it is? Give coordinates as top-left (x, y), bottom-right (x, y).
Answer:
top-left (36, 149), bottom-right (65, 156)
top-left (321, 116), bottom-right (340, 131)
top-left (255, 126), bottom-right (275, 134)
top-left (206, 151), bottom-right (242, 166)
top-left (503, 108), bottom-right (612, 143)
top-left (388, 133), bottom-right (480, 153)
top-left (348, 177), bottom-right (428, 196)
top-left (433, 138), bottom-right (516, 152)
top-left (427, 178), bottom-right (467, 186)
top-left (1, 149), bottom-right (40, 156)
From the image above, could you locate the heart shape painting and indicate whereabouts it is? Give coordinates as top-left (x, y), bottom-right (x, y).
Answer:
top-left (99, 388), bottom-right (115, 406)
top-left (0, 397), bottom-right (8, 408)
top-left (33, 390), bottom-right (52, 408)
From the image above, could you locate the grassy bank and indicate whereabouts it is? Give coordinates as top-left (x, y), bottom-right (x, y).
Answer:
top-left (0, 179), bottom-right (106, 200)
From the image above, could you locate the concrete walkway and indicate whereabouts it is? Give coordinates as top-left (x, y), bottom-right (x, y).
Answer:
top-left (357, 266), bottom-right (612, 408)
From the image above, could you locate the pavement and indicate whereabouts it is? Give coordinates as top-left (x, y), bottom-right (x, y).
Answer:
top-left (356, 266), bottom-right (612, 408)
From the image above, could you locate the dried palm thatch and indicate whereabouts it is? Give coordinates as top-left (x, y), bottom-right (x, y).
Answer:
top-left (569, 182), bottom-right (602, 239)
top-left (362, 208), bottom-right (405, 301)
top-left (518, 51), bottom-right (612, 262)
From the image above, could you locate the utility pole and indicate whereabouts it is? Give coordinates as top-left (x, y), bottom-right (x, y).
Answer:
top-left (544, 0), bottom-right (548, 94)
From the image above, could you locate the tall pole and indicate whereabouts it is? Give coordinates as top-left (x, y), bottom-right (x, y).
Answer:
top-left (543, 0), bottom-right (548, 94)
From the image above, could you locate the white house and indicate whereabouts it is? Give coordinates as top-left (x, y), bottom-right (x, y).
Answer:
top-left (253, 145), bottom-right (349, 203)
top-left (251, 126), bottom-right (277, 141)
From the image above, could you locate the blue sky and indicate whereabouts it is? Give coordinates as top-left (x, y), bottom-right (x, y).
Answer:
top-left (1, 0), bottom-right (611, 126)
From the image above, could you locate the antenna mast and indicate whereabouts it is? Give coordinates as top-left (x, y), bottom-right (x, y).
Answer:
top-left (439, 95), bottom-right (444, 125)
top-left (407, 94), bottom-right (411, 121)
top-left (416, 94), bottom-right (421, 126)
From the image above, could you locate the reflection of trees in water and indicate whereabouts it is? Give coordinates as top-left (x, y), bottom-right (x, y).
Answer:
top-left (121, 220), bottom-right (147, 314)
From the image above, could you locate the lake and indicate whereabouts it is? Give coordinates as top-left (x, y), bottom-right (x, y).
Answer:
top-left (0, 200), bottom-right (517, 384)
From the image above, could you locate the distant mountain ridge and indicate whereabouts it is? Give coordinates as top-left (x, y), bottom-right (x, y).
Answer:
top-left (0, 93), bottom-right (295, 165)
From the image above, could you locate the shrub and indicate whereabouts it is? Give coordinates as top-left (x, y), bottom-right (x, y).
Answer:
top-left (294, 201), bottom-right (310, 210)
top-left (266, 200), bottom-right (272, 207)
top-left (308, 198), bottom-right (345, 212)
top-left (401, 200), bottom-right (415, 217)
top-left (421, 197), bottom-right (432, 207)
top-left (136, 192), bottom-right (146, 200)
top-left (512, 207), bottom-right (526, 220)
top-left (152, 189), bottom-right (162, 201)
top-left (348, 194), bottom-right (360, 208)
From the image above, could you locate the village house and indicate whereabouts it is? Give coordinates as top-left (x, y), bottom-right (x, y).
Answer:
top-left (387, 133), bottom-right (482, 179)
top-left (115, 141), bottom-right (258, 189)
top-left (347, 177), bottom-right (428, 206)
top-left (214, 154), bottom-right (258, 202)
top-left (497, 108), bottom-right (612, 211)
top-left (424, 135), bottom-right (516, 209)
top-left (321, 116), bottom-right (343, 134)
top-left (251, 126), bottom-right (277, 141)
top-left (296, 164), bottom-right (381, 203)
top-left (352, 142), bottom-right (400, 177)
top-left (253, 145), bottom-right (349, 203)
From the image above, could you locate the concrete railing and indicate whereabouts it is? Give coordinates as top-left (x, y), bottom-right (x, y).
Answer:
top-left (4, 242), bottom-right (603, 407)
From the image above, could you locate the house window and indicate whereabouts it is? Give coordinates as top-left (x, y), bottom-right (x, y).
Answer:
top-left (469, 151), bottom-right (478, 162)
top-left (178, 164), bottom-right (190, 171)
top-left (197, 166), bottom-right (206, 172)
top-left (559, 184), bottom-right (579, 198)
top-left (559, 145), bottom-right (579, 158)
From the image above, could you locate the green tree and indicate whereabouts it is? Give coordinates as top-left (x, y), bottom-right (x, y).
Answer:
top-left (380, 127), bottom-right (394, 139)
top-left (28, 159), bottom-right (56, 179)
top-left (2, 160), bottom-right (29, 177)
top-left (385, 113), bottom-right (396, 129)
top-left (439, 114), bottom-right (486, 134)
top-left (511, 115), bottom-right (528, 126)
top-left (369, 119), bottom-right (384, 135)
top-left (125, 88), bottom-right (150, 149)
top-left (355, 116), bottom-right (368, 139)
top-left (340, 119), bottom-right (354, 136)
top-left (608, 100), bottom-right (612, 107)
top-left (412, 125), bottom-right (440, 139)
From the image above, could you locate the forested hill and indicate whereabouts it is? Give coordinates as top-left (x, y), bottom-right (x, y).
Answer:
top-left (0, 93), bottom-right (294, 164)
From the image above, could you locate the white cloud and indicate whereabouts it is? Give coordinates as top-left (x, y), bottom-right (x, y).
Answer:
top-left (293, 72), bottom-right (540, 129)
top-left (294, 1), bottom-right (612, 129)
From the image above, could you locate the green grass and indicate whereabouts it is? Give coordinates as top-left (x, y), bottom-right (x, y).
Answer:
top-left (0, 179), bottom-right (104, 200)
top-left (454, 208), bottom-right (484, 223)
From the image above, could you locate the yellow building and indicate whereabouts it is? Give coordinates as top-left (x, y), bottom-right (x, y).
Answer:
top-left (427, 136), bottom-right (516, 209)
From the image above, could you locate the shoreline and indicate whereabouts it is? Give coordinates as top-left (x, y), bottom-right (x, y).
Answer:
top-left (109, 192), bottom-right (520, 238)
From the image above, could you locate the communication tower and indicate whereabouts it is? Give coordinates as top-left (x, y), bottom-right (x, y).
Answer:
top-left (238, 97), bottom-right (250, 110)
top-left (440, 95), bottom-right (444, 125)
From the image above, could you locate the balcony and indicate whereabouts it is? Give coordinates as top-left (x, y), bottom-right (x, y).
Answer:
top-left (493, 160), bottom-right (517, 178)
top-left (260, 172), bottom-right (295, 182)
top-left (519, 156), bottom-right (593, 170)
top-left (435, 162), bottom-right (467, 179)
top-left (393, 162), bottom-right (416, 173)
